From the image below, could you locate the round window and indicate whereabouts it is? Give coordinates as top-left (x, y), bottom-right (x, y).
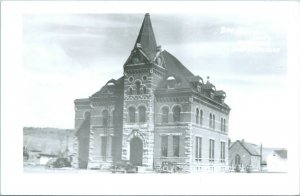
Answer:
top-left (142, 75), bottom-right (147, 81)
top-left (129, 77), bottom-right (134, 82)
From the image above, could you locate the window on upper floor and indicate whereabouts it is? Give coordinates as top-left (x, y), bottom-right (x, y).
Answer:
top-left (161, 107), bottom-right (169, 123)
top-left (113, 109), bottom-right (118, 126)
top-left (138, 106), bottom-right (146, 123)
top-left (220, 118), bottom-right (226, 132)
top-left (196, 108), bottom-right (199, 124)
top-left (143, 86), bottom-right (147, 94)
top-left (102, 110), bottom-right (109, 127)
top-left (173, 106), bottom-right (181, 122)
top-left (136, 81), bottom-right (141, 95)
top-left (129, 87), bottom-right (133, 95)
top-left (221, 118), bottom-right (224, 131)
top-left (213, 114), bottom-right (216, 129)
top-left (200, 110), bottom-right (203, 126)
top-left (128, 107), bottom-right (136, 123)
top-left (209, 113), bottom-right (213, 128)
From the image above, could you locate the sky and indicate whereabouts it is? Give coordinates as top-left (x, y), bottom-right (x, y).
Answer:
top-left (22, 11), bottom-right (295, 148)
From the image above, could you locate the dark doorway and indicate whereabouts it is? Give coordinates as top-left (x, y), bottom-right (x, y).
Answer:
top-left (130, 137), bottom-right (143, 166)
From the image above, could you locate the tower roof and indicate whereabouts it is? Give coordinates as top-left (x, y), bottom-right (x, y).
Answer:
top-left (134, 13), bottom-right (157, 60)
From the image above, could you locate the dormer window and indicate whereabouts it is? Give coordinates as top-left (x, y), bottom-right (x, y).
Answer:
top-left (167, 76), bottom-right (175, 80)
top-left (107, 82), bottom-right (114, 86)
top-left (156, 57), bottom-right (162, 65)
top-left (197, 85), bottom-right (201, 92)
top-left (167, 76), bottom-right (176, 89)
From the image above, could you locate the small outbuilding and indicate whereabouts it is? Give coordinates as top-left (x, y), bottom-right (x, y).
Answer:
top-left (229, 140), bottom-right (262, 172)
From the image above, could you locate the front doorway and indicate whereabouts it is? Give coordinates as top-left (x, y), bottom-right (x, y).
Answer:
top-left (130, 137), bottom-right (143, 166)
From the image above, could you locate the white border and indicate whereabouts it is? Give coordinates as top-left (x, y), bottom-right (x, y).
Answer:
top-left (1, 1), bottom-right (300, 195)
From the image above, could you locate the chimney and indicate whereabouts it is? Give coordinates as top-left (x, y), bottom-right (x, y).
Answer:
top-left (242, 139), bottom-right (244, 143)
top-left (156, 45), bottom-right (162, 52)
top-left (207, 76), bottom-right (210, 83)
top-left (136, 43), bottom-right (142, 48)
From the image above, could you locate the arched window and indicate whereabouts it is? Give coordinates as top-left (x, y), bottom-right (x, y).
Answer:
top-left (138, 106), bottom-right (146, 123)
top-left (200, 110), bottom-right (203, 126)
top-left (102, 110), bottom-right (109, 127)
top-left (128, 107), bottom-right (136, 123)
top-left (209, 113), bottom-right (213, 128)
top-left (129, 88), bottom-right (133, 95)
top-left (196, 108), bottom-right (199, 124)
top-left (221, 118), bottom-right (224, 131)
top-left (162, 107), bottom-right (169, 123)
top-left (136, 81), bottom-right (141, 95)
top-left (173, 106), bottom-right (181, 122)
top-left (235, 154), bottom-right (241, 165)
top-left (113, 109), bottom-right (118, 126)
top-left (213, 114), bottom-right (215, 129)
top-left (143, 86), bottom-right (147, 94)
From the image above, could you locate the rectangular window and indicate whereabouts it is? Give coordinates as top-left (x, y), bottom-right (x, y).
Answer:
top-left (221, 118), bottom-right (223, 131)
top-left (173, 135), bottom-right (180, 157)
top-left (161, 136), bottom-right (168, 157)
top-left (221, 142), bottom-right (225, 162)
top-left (101, 136), bottom-right (107, 157)
top-left (195, 136), bottom-right (202, 161)
top-left (209, 139), bottom-right (215, 162)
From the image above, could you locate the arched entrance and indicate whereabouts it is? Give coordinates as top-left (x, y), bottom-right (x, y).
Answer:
top-left (130, 137), bottom-right (143, 166)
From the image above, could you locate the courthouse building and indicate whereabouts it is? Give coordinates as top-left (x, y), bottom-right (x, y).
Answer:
top-left (72, 13), bottom-right (230, 172)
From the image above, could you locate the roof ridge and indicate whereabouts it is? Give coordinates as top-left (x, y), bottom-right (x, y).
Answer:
top-left (162, 50), bottom-right (194, 77)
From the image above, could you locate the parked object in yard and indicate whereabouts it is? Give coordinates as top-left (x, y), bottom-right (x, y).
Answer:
top-left (234, 164), bottom-right (241, 172)
top-left (160, 161), bottom-right (181, 173)
top-left (46, 157), bottom-right (71, 168)
top-left (110, 161), bottom-right (138, 173)
top-left (246, 165), bottom-right (252, 173)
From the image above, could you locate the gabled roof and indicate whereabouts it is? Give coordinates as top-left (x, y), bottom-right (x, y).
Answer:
top-left (162, 50), bottom-right (194, 78)
top-left (261, 148), bottom-right (287, 164)
top-left (230, 140), bottom-right (261, 156)
top-left (241, 141), bottom-right (261, 156)
top-left (134, 13), bottom-right (157, 60)
top-left (91, 76), bottom-right (124, 97)
top-left (156, 50), bottom-right (194, 90)
top-left (274, 149), bottom-right (287, 159)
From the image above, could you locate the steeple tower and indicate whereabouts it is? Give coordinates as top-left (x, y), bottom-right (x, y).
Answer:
top-left (134, 13), bottom-right (157, 60)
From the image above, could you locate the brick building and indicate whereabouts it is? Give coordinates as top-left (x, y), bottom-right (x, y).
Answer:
top-left (72, 13), bottom-right (230, 172)
top-left (229, 140), bottom-right (262, 172)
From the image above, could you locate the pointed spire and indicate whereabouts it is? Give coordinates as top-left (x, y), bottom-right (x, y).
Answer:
top-left (134, 13), bottom-right (157, 60)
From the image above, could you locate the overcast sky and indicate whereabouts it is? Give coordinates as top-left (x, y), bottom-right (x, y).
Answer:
top-left (22, 12), bottom-right (292, 147)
